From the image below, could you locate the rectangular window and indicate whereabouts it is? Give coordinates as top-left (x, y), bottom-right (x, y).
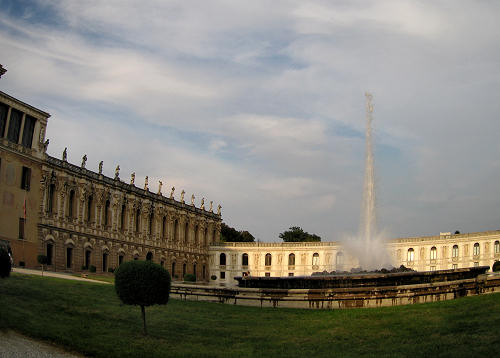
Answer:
top-left (0, 103), bottom-right (8, 137)
top-left (452, 264), bottom-right (458, 270)
top-left (18, 218), bottom-right (25, 239)
top-left (21, 166), bottom-right (31, 190)
top-left (288, 272), bottom-right (294, 277)
top-left (265, 272), bottom-right (270, 277)
top-left (21, 115), bottom-right (36, 148)
top-left (118, 255), bottom-right (124, 266)
top-left (220, 271), bottom-right (226, 279)
top-left (7, 109), bottom-right (22, 143)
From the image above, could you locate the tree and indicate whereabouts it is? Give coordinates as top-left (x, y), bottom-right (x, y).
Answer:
top-left (37, 255), bottom-right (48, 277)
top-left (220, 223), bottom-right (255, 242)
top-left (0, 248), bottom-right (11, 278)
top-left (279, 227), bottom-right (321, 242)
top-left (114, 260), bottom-right (171, 335)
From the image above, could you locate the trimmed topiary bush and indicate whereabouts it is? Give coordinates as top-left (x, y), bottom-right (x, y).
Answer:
top-left (184, 273), bottom-right (196, 282)
top-left (114, 260), bottom-right (171, 335)
top-left (0, 248), bottom-right (11, 278)
top-left (37, 255), bottom-right (48, 276)
top-left (89, 265), bottom-right (96, 273)
top-left (19, 261), bottom-right (25, 267)
top-left (108, 267), bottom-right (115, 273)
top-left (493, 261), bottom-right (500, 272)
top-left (211, 275), bottom-right (217, 280)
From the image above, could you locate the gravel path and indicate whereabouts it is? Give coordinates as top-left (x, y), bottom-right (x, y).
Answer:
top-left (12, 268), bottom-right (110, 284)
top-left (0, 331), bottom-right (85, 358)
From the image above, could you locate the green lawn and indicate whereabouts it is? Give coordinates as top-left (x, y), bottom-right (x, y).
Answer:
top-left (1, 273), bottom-right (499, 358)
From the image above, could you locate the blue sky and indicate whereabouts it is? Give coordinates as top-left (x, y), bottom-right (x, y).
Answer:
top-left (1, 0), bottom-right (499, 241)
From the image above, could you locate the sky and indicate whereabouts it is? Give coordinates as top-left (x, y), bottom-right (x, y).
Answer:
top-left (1, 0), bottom-right (499, 242)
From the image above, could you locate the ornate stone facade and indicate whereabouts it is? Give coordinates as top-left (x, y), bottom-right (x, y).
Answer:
top-left (210, 231), bottom-right (500, 286)
top-left (39, 155), bottom-right (222, 281)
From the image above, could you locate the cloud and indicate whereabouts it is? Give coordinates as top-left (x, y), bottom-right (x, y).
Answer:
top-left (1, 0), bottom-right (500, 242)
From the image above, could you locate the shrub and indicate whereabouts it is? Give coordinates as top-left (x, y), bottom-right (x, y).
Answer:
top-left (89, 265), bottom-right (96, 273)
top-left (184, 273), bottom-right (196, 282)
top-left (108, 267), bottom-right (115, 273)
top-left (0, 248), bottom-right (11, 278)
top-left (210, 275), bottom-right (217, 280)
top-left (114, 260), bottom-right (171, 335)
top-left (81, 265), bottom-right (87, 271)
top-left (493, 261), bottom-right (500, 272)
top-left (19, 261), bottom-right (25, 267)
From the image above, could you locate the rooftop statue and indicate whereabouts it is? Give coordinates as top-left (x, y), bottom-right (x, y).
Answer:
top-left (81, 154), bottom-right (87, 168)
top-left (158, 181), bottom-right (162, 195)
top-left (170, 186), bottom-right (175, 199)
top-left (130, 172), bottom-right (135, 185)
top-left (217, 204), bottom-right (222, 216)
top-left (99, 161), bottom-right (103, 174)
top-left (62, 147), bottom-right (67, 161)
top-left (191, 194), bottom-right (195, 206)
top-left (180, 190), bottom-right (185, 203)
top-left (209, 201), bottom-right (213, 213)
top-left (114, 165), bottom-right (120, 180)
top-left (201, 197), bottom-right (205, 210)
top-left (144, 176), bottom-right (149, 191)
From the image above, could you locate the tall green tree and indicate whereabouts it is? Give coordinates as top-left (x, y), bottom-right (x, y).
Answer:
top-left (220, 223), bottom-right (255, 242)
top-left (279, 227), bottom-right (321, 242)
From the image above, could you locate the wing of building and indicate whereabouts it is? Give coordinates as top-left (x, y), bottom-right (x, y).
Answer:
top-left (1, 89), bottom-right (499, 285)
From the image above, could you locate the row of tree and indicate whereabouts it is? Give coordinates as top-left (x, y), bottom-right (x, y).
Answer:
top-left (221, 223), bottom-right (321, 242)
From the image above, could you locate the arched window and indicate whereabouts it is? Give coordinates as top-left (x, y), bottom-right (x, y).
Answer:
top-left (407, 248), bottom-right (414, 262)
top-left (184, 222), bottom-right (189, 243)
top-left (66, 246), bottom-right (73, 268)
top-left (220, 253), bottom-right (226, 266)
top-left (120, 204), bottom-right (126, 231)
top-left (102, 252), bottom-right (108, 272)
top-left (452, 245), bottom-right (459, 258)
top-left (149, 212), bottom-right (154, 235)
top-left (288, 253), bottom-right (295, 266)
top-left (171, 262), bottom-right (176, 278)
top-left (265, 253), bottom-right (272, 266)
top-left (146, 252), bottom-right (153, 261)
top-left (195, 225), bottom-right (199, 245)
top-left (203, 228), bottom-right (208, 246)
top-left (193, 263), bottom-right (197, 278)
top-left (495, 241), bottom-right (500, 254)
top-left (87, 195), bottom-right (93, 223)
top-left (135, 208), bottom-right (140, 232)
top-left (312, 253), bottom-right (319, 266)
top-left (430, 247), bottom-right (437, 260)
top-left (162, 216), bottom-right (167, 239)
top-left (336, 252), bottom-right (344, 269)
top-left (47, 183), bottom-right (55, 213)
top-left (174, 219), bottom-right (179, 241)
top-left (84, 249), bottom-right (91, 268)
top-left (104, 199), bottom-right (110, 227)
top-left (473, 243), bottom-right (480, 256)
top-left (68, 190), bottom-right (75, 219)
top-left (242, 253), bottom-right (249, 266)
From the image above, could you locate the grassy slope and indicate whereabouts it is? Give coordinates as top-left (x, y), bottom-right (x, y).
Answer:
top-left (0, 274), bottom-right (499, 358)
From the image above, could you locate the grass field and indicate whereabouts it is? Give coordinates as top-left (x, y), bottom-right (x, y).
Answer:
top-left (1, 273), bottom-right (499, 358)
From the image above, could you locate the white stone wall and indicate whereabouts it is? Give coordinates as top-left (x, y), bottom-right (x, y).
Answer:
top-left (209, 231), bottom-right (500, 286)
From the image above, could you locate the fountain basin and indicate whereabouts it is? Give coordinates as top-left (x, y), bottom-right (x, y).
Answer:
top-left (170, 267), bottom-right (500, 309)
